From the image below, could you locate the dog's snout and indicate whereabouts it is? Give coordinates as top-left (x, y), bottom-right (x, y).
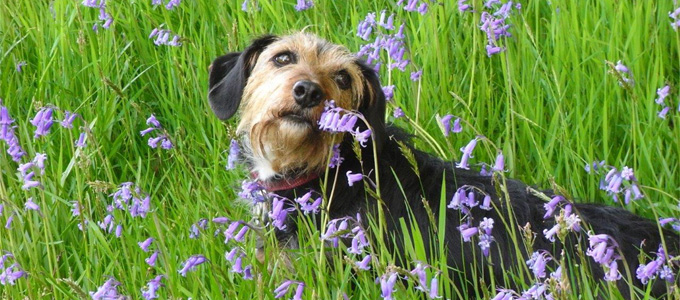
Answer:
top-left (292, 80), bottom-right (324, 108)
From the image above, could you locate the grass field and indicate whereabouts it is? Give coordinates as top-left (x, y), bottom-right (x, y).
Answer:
top-left (1, 0), bottom-right (679, 299)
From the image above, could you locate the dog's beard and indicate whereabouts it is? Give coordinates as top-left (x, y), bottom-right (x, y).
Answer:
top-left (247, 118), bottom-right (330, 177)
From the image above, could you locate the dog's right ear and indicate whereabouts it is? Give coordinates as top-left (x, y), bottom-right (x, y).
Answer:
top-left (208, 35), bottom-right (278, 120)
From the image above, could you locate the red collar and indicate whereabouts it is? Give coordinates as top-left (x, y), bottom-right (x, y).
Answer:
top-left (251, 172), bottom-right (320, 192)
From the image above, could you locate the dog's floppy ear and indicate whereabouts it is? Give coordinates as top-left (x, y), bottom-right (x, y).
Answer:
top-left (356, 60), bottom-right (387, 153)
top-left (208, 35), bottom-right (278, 120)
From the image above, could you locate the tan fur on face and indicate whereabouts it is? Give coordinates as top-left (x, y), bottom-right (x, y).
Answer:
top-left (238, 33), bottom-right (368, 179)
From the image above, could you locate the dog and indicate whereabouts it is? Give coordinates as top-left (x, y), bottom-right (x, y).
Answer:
top-left (208, 33), bottom-right (679, 298)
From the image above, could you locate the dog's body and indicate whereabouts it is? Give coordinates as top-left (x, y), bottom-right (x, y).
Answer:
top-left (208, 33), bottom-right (679, 298)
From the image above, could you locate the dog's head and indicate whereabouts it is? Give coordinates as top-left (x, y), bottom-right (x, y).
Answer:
top-left (208, 33), bottom-right (385, 180)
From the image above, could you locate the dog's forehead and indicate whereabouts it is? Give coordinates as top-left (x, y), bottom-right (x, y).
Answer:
top-left (259, 34), bottom-right (357, 69)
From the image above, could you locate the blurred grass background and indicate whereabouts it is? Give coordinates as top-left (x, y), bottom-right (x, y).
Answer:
top-left (0, 0), bottom-right (678, 298)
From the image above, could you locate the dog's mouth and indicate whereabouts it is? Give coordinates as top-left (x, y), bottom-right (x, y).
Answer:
top-left (280, 111), bottom-right (315, 127)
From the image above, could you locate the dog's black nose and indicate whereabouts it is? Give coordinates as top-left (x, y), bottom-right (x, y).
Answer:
top-left (293, 80), bottom-right (324, 108)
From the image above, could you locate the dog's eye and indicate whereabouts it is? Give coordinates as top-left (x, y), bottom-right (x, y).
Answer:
top-left (273, 52), bottom-right (294, 66)
top-left (334, 70), bottom-right (351, 90)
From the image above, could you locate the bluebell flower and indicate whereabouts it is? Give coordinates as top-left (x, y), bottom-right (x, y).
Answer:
top-left (356, 254), bottom-right (372, 270)
top-left (393, 107), bottom-right (404, 119)
top-left (410, 70), bottom-right (422, 81)
top-left (382, 85), bottom-right (395, 101)
top-left (15, 61), bottom-right (26, 73)
top-left (141, 275), bottom-right (164, 300)
top-left (226, 139), bottom-right (240, 170)
top-left (379, 271), bottom-right (398, 300)
top-left (178, 255), bottom-right (207, 276)
top-left (346, 171), bottom-right (363, 186)
top-left (165, 0), bottom-right (180, 10)
top-left (145, 251), bottom-right (159, 267)
top-left (89, 277), bottom-right (122, 299)
top-left (526, 251), bottom-right (551, 278)
top-left (25, 197), bottom-right (40, 212)
top-left (655, 85), bottom-right (670, 105)
top-left (75, 132), bottom-right (87, 148)
top-left (60, 111), bottom-right (78, 128)
top-left (456, 137), bottom-right (479, 169)
top-left (31, 107), bottom-right (54, 139)
top-left (294, 0), bottom-right (313, 11)
top-left (458, 0), bottom-right (471, 12)
top-left (329, 144), bottom-right (344, 168)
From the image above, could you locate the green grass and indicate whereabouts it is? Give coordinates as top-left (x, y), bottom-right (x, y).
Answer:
top-left (1, 0), bottom-right (679, 299)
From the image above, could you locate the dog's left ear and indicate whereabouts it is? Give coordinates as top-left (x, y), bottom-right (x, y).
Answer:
top-left (208, 35), bottom-right (278, 120)
top-left (356, 61), bottom-right (387, 154)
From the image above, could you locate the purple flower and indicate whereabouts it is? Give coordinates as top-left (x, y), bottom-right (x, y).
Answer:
top-left (275, 280), bottom-right (304, 299)
top-left (178, 255), bottom-right (207, 276)
top-left (243, 265), bottom-right (253, 280)
top-left (224, 221), bottom-right (242, 243)
top-left (89, 277), bottom-right (122, 300)
top-left (480, 194), bottom-right (492, 210)
top-left (456, 137), bottom-right (479, 169)
top-left (60, 111), bottom-right (78, 128)
top-left (165, 0), bottom-right (180, 10)
top-left (417, 2), bottom-right (428, 14)
top-left (356, 254), bottom-right (372, 270)
top-left (491, 152), bottom-right (505, 172)
top-left (393, 107), bottom-right (404, 119)
top-left (458, 0), bottom-right (471, 12)
top-left (658, 106), bottom-right (670, 119)
top-left (115, 224), bottom-right (122, 237)
top-left (440, 115), bottom-right (462, 136)
top-left (382, 85), bottom-right (395, 101)
top-left (543, 195), bottom-right (563, 219)
top-left (141, 275), bottom-right (164, 300)
top-left (137, 237), bottom-right (154, 252)
top-left (614, 60), bottom-right (634, 87)
top-left (379, 272), bottom-right (398, 300)
top-left (2, 127), bottom-right (25, 161)
top-left (5, 214), bottom-right (14, 229)
top-left (140, 127), bottom-right (155, 136)
top-left (145, 251), bottom-right (159, 267)
top-left (346, 171), bottom-right (363, 186)
top-left (410, 70), bottom-right (423, 81)
top-left (378, 11), bottom-right (395, 30)
top-left (269, 198), bottom-right (291, 230)
top-left (15, 61), bottom-right (26, 73)
top-left (353, 128), bottom-right (371, 147)
top-left (75, 132), bottom-right (87, 148)
top-left (655, 85), bottom-right (670, 105)
top-left (329, 144), bottom-right (344, 168)
top-left (149, 29), bottom-right (182, 47)
top-left (604, 260), bottom-right (622, 282)
top-left (526, 251), bottom-right (551, 278)
top-left (25, 197), bottom-right (40, 212)
top-left (492, 289), bottom-right (517, 300)
top-left (459, 224), bottom-right (478, 242)
top-left (31, 107), bottom-right (54, 138)
top-left (485, 0), bottom-right (501, 8)
top-left (486, 44), bottom-right (503, 57)
top-left (586, 233), bottom-right (619, 269)
top-left (212, 217), bottom-right (229, 224)
top-left (403, 0), bottom-right (418, 12)
top-left (152, 0), bottom-right (161, 5)
top-left (294, 0), bottom-right (313, 11)
top-left (296, 191), bottom-right (322, 214)
top-left (226, 139), bottom-right (240, 170)
top-left (231, 255), bottom-right (244, 273)
top-left (636, 259), bottom-right (662, 284)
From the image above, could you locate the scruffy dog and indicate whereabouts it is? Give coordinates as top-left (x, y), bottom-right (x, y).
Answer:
top-left (208, 33), bottom-right (678, 298)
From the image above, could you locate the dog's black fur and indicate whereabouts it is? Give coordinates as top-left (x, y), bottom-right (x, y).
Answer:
top-left (209, 35), bottom-right (679, 298)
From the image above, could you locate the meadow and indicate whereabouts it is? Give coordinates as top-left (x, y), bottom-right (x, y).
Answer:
top-left (1, 0), bottom-right (679, 299)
